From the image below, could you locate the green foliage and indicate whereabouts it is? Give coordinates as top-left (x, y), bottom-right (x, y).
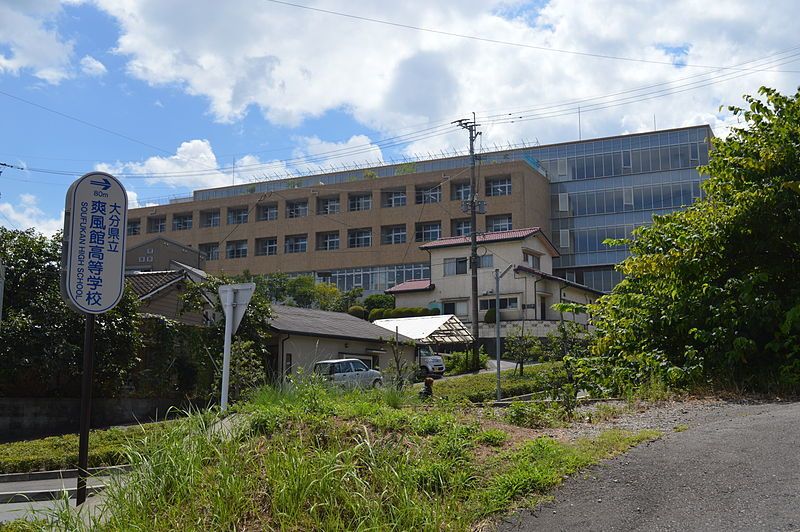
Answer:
top-left (363, 293), bottom-right (395, 311)
top-left (505, 325), bottom-right (545, 376)
top-left (211, 340), bottom-right (266, 403)
top-left (484, 308), bottom-right (496, 324)
top-left (435, 363), bottom-right (564, 402)
top-left (363, 169), bottom-right (378, 180)
top-left (383, 306), bottom-right (437, 318)
top-left (444, 348), bottom-right (489, 375)
top-left (394, 162), bottom-right (417, 175)
top-left (367, 307), bottom-right (385, 321)
top-left (587, 87), bottom-right (800, 395)
top-left (503, 401), bottom-right (567, 428)
top-left (476, 428), bottom-right (508, 447)
top-left (0, 423), bottom-right (165, 473)
top-left (347, 305), bottom-right (366, 319)
top-left (0, 228), bottom-right (142, 397)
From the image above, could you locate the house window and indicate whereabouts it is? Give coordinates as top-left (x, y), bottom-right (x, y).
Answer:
top-left (285, 234), bottom-right (307, 253)
top-left (480, 297), bottom-right (518, 310)
top-left (451, 182), bottom-right (471, 201)
top-left (415, 184), bottom-right (441, 204)
top-left (443, 300), bottom-right (468, 315)
top-left (226, 240), bottom-right (248, 259)
top-left (255, 237), bottom-right (277, 256)
top-left (486, 214), bottom-right (512, 232)
top-left (227, 207), bottom-right (249, 225)
top-left (199, 242), bottom-right (219, 260)
top-left (524, 252), bottom-right (541, 269)
top-left (486, 176), bottom-right (512, 196)
top-left (381, 225), bottom-right (406, 245)
top-left (317, 231), bottom-right (340, 251)
top-left (317, 196), bottom-right (340, 215)
top-left (415, 221), bottom-right (441, 242)
top-left (444, 257), bottom-right (468, 276)
top-left (201, 209), bottom-right (220, 228)
top-left (479, 254), bottom-right (494, 268)
top-left (172, 213), bottom-right (193, 231)
top-left (348, 228), bottom-right (372, 248)
top-left (147, 216), bottom-right (166, 233)
top-left (257, 203), bottom-right (278, 221)
top-left (286, 200), bottom-right (308, 218)
top-left (452, 219), bottom-right (471, 237)
top-left (381, 188), bottom-right (406, 208)
top-left (126, 219), bottom-right (141, 236)
top-left (348, 193), bottom-right (372, 212)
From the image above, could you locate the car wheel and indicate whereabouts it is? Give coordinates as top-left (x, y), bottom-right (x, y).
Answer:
top-left (372, 379), bottom-right (383, 388)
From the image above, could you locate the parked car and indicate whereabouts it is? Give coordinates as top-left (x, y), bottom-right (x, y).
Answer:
top-left (313, 358), bottom-right (383, 388)
top-left (417, 345), bottom-right (446, 377)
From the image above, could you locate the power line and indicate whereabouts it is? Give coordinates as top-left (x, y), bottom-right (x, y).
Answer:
top-left (264, 0), bottom-right (800, 73)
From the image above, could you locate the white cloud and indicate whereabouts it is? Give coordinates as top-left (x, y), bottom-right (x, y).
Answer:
top-left (0, 193), bottom-right (63, 235)
top-left (79, 55), bottom-right (107, 77)
top-left (89, 0), bottom-right (798, 150)
top-left (0, 1), bottom-right (74, 84)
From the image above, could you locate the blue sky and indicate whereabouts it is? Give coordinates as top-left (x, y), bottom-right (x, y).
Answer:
top-left (1, 0), bottom-right (798, 233)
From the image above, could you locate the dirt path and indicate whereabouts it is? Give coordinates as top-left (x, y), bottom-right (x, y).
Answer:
top-left (499, 400), bottom-right (800, 531)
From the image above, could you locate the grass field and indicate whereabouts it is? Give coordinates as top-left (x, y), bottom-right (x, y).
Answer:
top-left (7, 380), bottom-right (660, 531)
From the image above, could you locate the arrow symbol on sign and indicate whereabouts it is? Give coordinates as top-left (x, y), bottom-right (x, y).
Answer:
top-left (90, 177), bottom-right (111, 191)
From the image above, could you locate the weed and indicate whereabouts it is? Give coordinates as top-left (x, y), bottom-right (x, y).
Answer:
top-left (504, 401), bottom-right (567, 429)
top-left (476, 429), bottom-right (509, 447)
top-left (673, 423), bottom-right (689, 432)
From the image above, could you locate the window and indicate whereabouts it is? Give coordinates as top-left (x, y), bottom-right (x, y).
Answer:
top-left (558, 193), bottom-right (569, 212)
top-left (348, 193), bottom-right (372, 212)
top-left (486, 214), bottom-right (512, 232)
top-left (201, 209), bottom-right (220, 228)
top-left (485, 176), bottom-right (512, 196)
top-left (285, 234), bottom-right (307, 253)
top-left (381, 225), bottom-right (406, 245)
top-left (286, 200), bottom-right (308, 218)
top-left (348, 228), bottom-right (372, 248)
top-left (227, 207), bottom-right (248, 225)
top-left (479, 254), bottom-right (494, 268)
top-left (523, 252), bottom-right (541, 269)
top-left (199, 242), bottom-right (219, 260)
top-left (226, 240), bottom-right (247, 259)
top-left (480, 297), bottom-right (519, 310)
top-left (381, 188), bottom-right (406, 208)
top-left (560, 229), bottom-right (570, 248)
top-left (172, 213), bottom-right (193, 231)
top-left (317, 196), bottom-right (340, 215)
top-left (147, 216), bottom-right (166, 233)
top-left (452, 219), bottom-right (471, 237)
top-left (126, 219), bottom-right (141, 236)
top-left (416, 184), bottom-right (441, 204)
top-left (255, 237), bottom-right (277, 256)
top-left (317, 231), bottom-right (340, 251)
top-left (444, 257), bottom-right (468, 276)
top-left (451, 182), bottom-right (471, 201)
top-left (623, 187), bottom-right (634, 206)
top-left (415, 221), bottom-right (441, 242)
top-left (257, 203), bottom-right (278, 221)
top-left (443, 300), bottom-right (468, 315)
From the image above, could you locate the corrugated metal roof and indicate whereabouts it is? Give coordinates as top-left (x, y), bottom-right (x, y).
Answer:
top-left (268, 304), bottom-right (414, 343)
top-left (373, 315), bottom-right (473, 344)
top-left (385, 279), bottom-right (434, 294)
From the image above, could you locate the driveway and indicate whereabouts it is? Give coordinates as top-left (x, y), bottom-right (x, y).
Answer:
top-left (501, 401), bottom-right (800, 531)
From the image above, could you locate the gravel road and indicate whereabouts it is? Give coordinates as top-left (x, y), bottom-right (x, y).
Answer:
top-left (500, 400), bottom-right (800, 531)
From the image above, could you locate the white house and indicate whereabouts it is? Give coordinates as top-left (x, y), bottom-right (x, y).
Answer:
top-left (385, 227), bottom-right (602, 348)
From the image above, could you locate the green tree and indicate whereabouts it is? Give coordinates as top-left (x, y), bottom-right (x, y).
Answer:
top-left (504, 325), bottom-right (543, 376)
top-left (0, 228), bottom-right (142, 397)
top-left (587, 87), bottom-right (800, 394)
top-left (363, 294), bottom-right (395, 312)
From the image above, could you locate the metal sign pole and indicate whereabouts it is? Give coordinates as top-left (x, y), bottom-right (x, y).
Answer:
top-left (76, 314), bottom-right (96, 506)
top-left (220, 296), bottom-right (234, 411)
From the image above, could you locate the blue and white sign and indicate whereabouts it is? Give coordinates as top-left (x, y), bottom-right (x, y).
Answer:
top-left (60, 172), bottom-right (128, 314)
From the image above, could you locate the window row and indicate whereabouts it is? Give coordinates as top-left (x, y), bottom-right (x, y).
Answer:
top-left (553, 181), bottom-right (702, 217)
top-left (443, 255), bottom-right (494, 276)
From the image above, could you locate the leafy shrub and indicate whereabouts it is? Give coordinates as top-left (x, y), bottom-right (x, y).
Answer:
top-left (212, 339), bottom-right (266, 403)
top-left (347, 305), bottom-right (367, 319)
top-left (364, 294), bottom-right (395, 311)
top-left (435, 363), bottom-right (565, 402)
top-left (445, 349), bottom-right (489, 376)
top-left (503, 401), bottom-right (566, 429)
top-left (484, 309), bottom-right (496, 324)
top-left (368, 308), bottom-right (386, 321)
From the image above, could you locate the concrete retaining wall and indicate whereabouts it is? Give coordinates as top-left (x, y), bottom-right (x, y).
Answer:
top-left (0, 397), bottom-right (187, 442)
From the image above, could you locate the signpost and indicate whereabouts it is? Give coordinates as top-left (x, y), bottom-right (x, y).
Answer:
top-left (218, 283), bottom-right (255, 411)
top-left (0, 260), bottom-right (5, 328)
top-left (494, 264), bottom-right (513, 401)
top-left (60, 171), bottom-right (127, 506)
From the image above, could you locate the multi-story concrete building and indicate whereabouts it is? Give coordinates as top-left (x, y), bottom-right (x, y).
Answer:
top-left (125, 125), bottom-right (712, 294)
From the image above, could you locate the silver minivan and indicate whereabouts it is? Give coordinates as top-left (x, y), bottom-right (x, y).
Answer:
top-left (313, 358), bottom-right (384, 388)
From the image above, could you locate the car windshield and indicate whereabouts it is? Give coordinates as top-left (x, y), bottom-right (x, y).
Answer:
top-left (352, 360), bottom-right (368, 371)
top-left (418, 346), bottom-right (434, 357)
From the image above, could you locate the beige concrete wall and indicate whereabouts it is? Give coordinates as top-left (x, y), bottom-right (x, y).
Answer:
top-left (125, 161), bottom-right (549, 276)
top-left (126, 237), bottom-right (205, 272)
top-left (276, 334), bottom-right (416, 375)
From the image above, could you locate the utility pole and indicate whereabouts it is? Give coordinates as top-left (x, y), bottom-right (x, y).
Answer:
top-left (453, 114), bottom-right (482, 371)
